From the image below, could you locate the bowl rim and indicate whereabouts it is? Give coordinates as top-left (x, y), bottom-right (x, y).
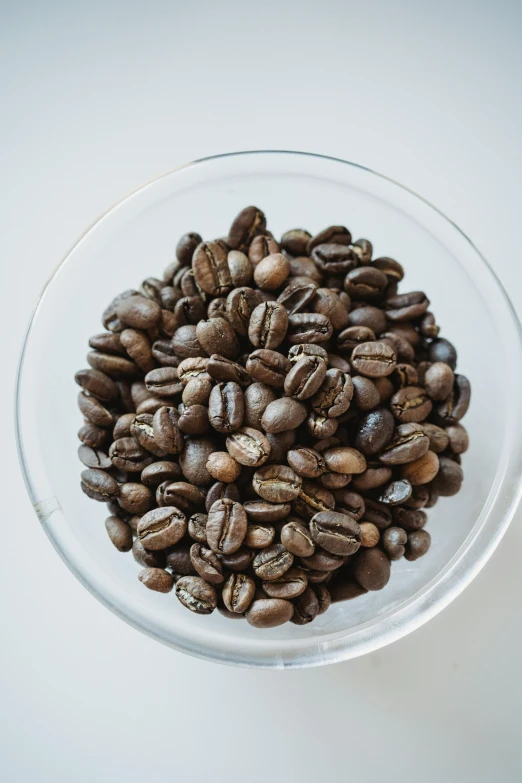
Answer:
top-left (15, 149), bottom-right (522, 668)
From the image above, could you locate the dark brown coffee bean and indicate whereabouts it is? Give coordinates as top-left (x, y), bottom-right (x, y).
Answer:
top-left (208, 382), bottom-right (244, 434)
top-left (226, 250), bottom-right (253, 287)
top-left (403, 486), bottom-right (430, 510)
top-left (344, 266), bottom-right (387, 299)
top-left (351, 341), bottom-right (396, 378)
top-left (337, 325), bottom-right (376, 353)
top-left (171, 324), bottom-right (206, 360)
top-left (288, 344), bottom-right (329, 363)
top-left (385, 291), bottom-right (429, 321)
top-left (196, 317), bottom-right (239, 360)
top-left (206, 498), bottom-right (247, 554)
top-left (312, 288), bottom-right (349, 330)
top-left (81, 468), bottom-right (120, 502)
top-left (277, 277), bottom-right (318, 314)
top-left (347, 305), bottom-right (386, 334)
top-left (354, 407), bottom-right (395, 456)
top-left (247, 235), bottom-right (279, 266)
top-left (187, 513), bottom-right (208, 544)
top-left (327, 354), bottom-right (352, 373)
top-left (245, 598), bottom-right (294, 627)
top-left (306, 411), bottom-right (339, 439)
top-left (287, 448), bottom-right (326, 479)
top-left (182, 378), bottom-right (212, 407)
top-left (138, 568), bottom-right (174, 593)
top-left (378, 423), bottom-right (430, 464)
top-left (173, 295), bottom-right (207, 326)
top-left (157, 481), bottom-right (205, 513)
top-left (244, 523), bottom-right (276, 549)
top-left (379, 331), bottom-right (415, 364)
top-left (75, 368), bottom-right (118, 401)
top-left (175, 576), bottom-right (217, 614)
top-left (105, 516), bottom-right (133, 551)
top-left (115, 295), bottom-right (161, 330)
top-left (324, 446), bottom-right (366, 474)
top-left (290, 586), bottom-right (320, 625)
top-left (280, 519), bottom-right (315, 557)
top-left (262, 568), bottom-right (307, 599)
top-left (137, 506), bottom-right (186, 550)
top-left (220, 547), bottom-right (254, 572)
top-left (370, 256), bottom-right (403, 282)
top-left (422, 423), bottom-right (449, 454)
top-left (179, 436), bottom-right (216, 485)
top-left (78, 445), bottom-right (112, 470)
top-left (132, 538), bottom-right (165, 568)
top-left (102, 290), bottom-right (140, 332)
top-left (310, 511), bottom-right (360, 556)
top-left (428, 337), bottom-right (457, 369)
top-left (119, 329), bottom-right (155, 373)
top-left (189, 543), bottom-right (224, 584)
top-left (445, 424), bottom-right (469, 454)
top-left (226, 427), bottom-right (271, 467)
top-left (176, 232), bottom-right (202, 265)
top-left (117, 482), bottom-right (153, 514)
top-left (287, 256), bottom-right (323, 282)
top-left (207, 355), bottom-right (251, 386)
top-left (253, 253), bottom-right (290, 291)
top-left (140, 461), bottom-right (181, 487)
top-left (404, 529), bottom-right (431, 561)
top-left (151, 406), bottom-right (183, 454)
top-left (228, 206), bottom-right (267, 251)
top-left (432, 456), bottom-right (463, 496)
top-left (284, 355), bottom-right (327, 400)
top-left (243, 383), bottom-right (277, 429)
top-left (293, 481), bottom-right (335, 520)
top-left (390, 386), bottom-right (432, 423)
top-left (225, 286), bottom-right (262, 336)
top-left (351, 376), bottom-right (380, 411)
top-left (130, 413), bottom-right (165, 456)
top-left (78, 422), bottom-right (108, 448)
top-left (112, 413), bottom-right (137, 440)
top-left (392, 507), bottom-right (427, 531)
top-left (205, 452), bottom-right (241, 483)
top-left (358, 521), bottom-right (380, 547)
top-left (360, 499), bottom-right (391, 530)
top-left (222, 573), bottom-right (256, 613)
top-left (248, 301), bottom-right (288, 350)
top-left (308, 226), bottom-right (352, 254)
top-left (144, 367), bottom-right (181, 398)
top-left (177, 357), bottom-right (211, 384)
top-left (246, 349), bottom-right (292, 388)
top-left (434, 374), bottom-right (471, 425)
top-left (280, 228), bottom-right (311, 256)
top-left (253, 464), bottom-right (302, 503)
top-left (300, 548), bottom-right (344, 572)
top-left (77, 392), bottom-right (113, 428)
top-left (207, 298), bottom-right (228, 320)
top-left (89, 332), bottom-right (125, 355)
top-left (375, 479), bottom-right (412, 505)
top-left (310, 369), bottom-right (353, 419)
top-left (205, 481), bottom-right (241, 512)
top-left (287, 313), bottom-right (333, 344)
top-left (130, 380), bottom-right (153, 408)
top-left (192, 240), bottom-right (232, 295)
top-left (391, 363), bottom-right (418, 390)
top-left (353, 547), bottom-right (390, 590)
top-left (243, 500), bottom-right (291, 523)
top-left (311, 243), bottom-right (356, 275)
top-left (400, 451), bottom-right (439, 485)
top-left (424, 362), bottom-right (455, 401)
top-left (253, 543), bottom-right (294, 581)
top-left (381, 527), bottom-right (408, 560)
top-left (261, 397), bottom-right (307, 433)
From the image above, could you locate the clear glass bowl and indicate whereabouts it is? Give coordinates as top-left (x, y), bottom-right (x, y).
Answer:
top-left (16, 151), bottom-right (522, 668)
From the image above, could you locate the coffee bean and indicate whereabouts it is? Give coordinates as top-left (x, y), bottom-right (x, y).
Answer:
top-left (177, 357), bottom-right (211, 384)
top-left (352, 466), bottom-right (393, 491)
top-left (179, 436), bottom-right (216, 485)
top-left (379, 331), bottom-right (415, 364)
top-left (277, 277), bottom-right (318, 315)
top-left (244, 524), bottom-right (276, 549)
top-left (390, 386), bottom-right (432, 423)
top-left (157, 481), bottom-right (205, 513)
top-left (245, 598), bottom-right (294, 627)
top-left (403, 486), bottom-right (430, 510)
top-left (261, 397), bottom-right (307, 433)
top-left (327, 354), bottom-right (352, 373)
top-left (206, 498), bottom-right (247, 554)
top-left (192, 240), bottom-right (232, 295)
top-left (102, 290), bottom-right (140, 332)
top-left (246, 349), bottom-right (291, 387)
top-left (205, 452), bottom-right (241, 483)
top-left (152, 406), bottom-right (184, 454)
top-left (287, 313), bottom-right (333, 344)
top-left (324, 447), bottom-right (367, 474)
top-left (358, 521), bottom-right (380, 547)
top-left (261, 429), bottom-right (295, 463)
top-left (225, 286), bottom-right (261, 336)
top-left (173, 295), bottom-right (206, 326)
top-left (227, 250), bottom-right (253, 287)
top-left (290, 585), bottom-right (321, 625)
top-left (311, 369), bottom-right (353, 418)
top-left (113, 412), bottom-right (138, 440)
top-left (375, 479), bottom-right (412, 505)
top-left (445, 423), bottom-right (469, 454)
top-left (280, 519), bottom-right (316, 557)
top-left (144, 367), bottom-right (181, 398)
top-left (354, 408), bottom-right (395, 456)
top-left (228, 206), bottom-right (267, 251)
top-left (280, 228), bottom-right (311, 256)
top-left (248, 234), bottom-right (280, 266)
top-left (353, 547), bottom-right (390, 590)
top-left (222, 573), bottom-right (256, 613)
top-left (404, 529), bottom-right (431, 561)
top-left (424, 362), bottom-right (455, 401)
top-left (361, 499), bottom-right (392, 530)
top-left (379, 423), bottom-right (430, 464)
top-left (347, 305), bottom-right (386, 334)
top-left (400, 450), bottom-right (439, 485)
top-left (170, 324), bottom-right (205, 360)
top-left (392, 507), bottom-right (427, 531)
top-left (311, 243), bottom-right (356, 275)
top-left (337, 325), bottom-right (376, 354)
top-left (310, 511), bottom-right (360, 556)
top-left (187, 512), bottom-right (208, 544)
top-left (434, 374), bottom-right (471, 425)
top-left (308, 225), bottom-right (352, 254)
top-left (293, 481), bottom-right (335, 520)
top-left (284, 355), bottom-right (327, 400)
top-left (189, 543), bottom-right (224, 584)
top-left (351, 376), bottom-right (380, 411)
top-left (89, 332), bottom-right (125, 355)
top-left (207, 382), bottom-right (244, 434)
top-left (119, 329), bottom-right (155, 373)
top-left (428, 337), bottom-right (457, 369)
top-left (287, 448), bottom-right (326, 478)
top-left (351, 341), bottom-right (396, 378)
top-left (226, 427), bottom-right (271, 467)
top-left (81, 468), bottom-right (120, 502)
top-left (175, 576), bottom-right (217, 615)
top-left (206, 355), bottom-right (251, 387)
top-left (288, 344), bottom-right (329, 363)
top-left (432, 456), bottom-right (463, 496)
top-left (287, 255), bottom-right (323, 282)
top-left (300, 548), bottom-right (344, 572)
top-left (137, 506), bottom-right (186, 550)
top-left (78, 422), bottom-right (108, 449)
top-left (243, 382), bottom-right (277, 429)
top-left (262, 567), bottom-right (308, 599)
top-left (138, 567), bottom-right (174, 593)
top-left (253, 465), bottom-right (302, 503)
top-left (391, 363), bottom-right (419, 389)
top-left (132, 538), bottom-right (165, 569)
top-left (196, 317), bottom-right (239, 360)
top-left (130, 413), bottom-right (165, 456)
top-left (77, 392), bottom-right (114, 428)
top-left (207, 298), bottom-right (228, 320)
top-left (78, 444), bottom-right (112, 470)
top-left (306, 411), bottom-right (339, 439)
top-left (381, 527), bottom-right (407, 560)
top-left (176, 232), bottom-right (202, 265)
top-left (371, 256), bottom-right (403, 281)
top-left (244, 500), bottom-right (291, 523)
top-left (385, 291), bottom-right (429, 321)
top-left (344, 266), bottom-right (388, 299)
top-left (118, 482), bottom-right (153, 514)
top-left (181, 378), bottom-right (212, 407)
top-left (248, 301), bottom-right (288, 350)
top-left (311, 288), bottom-right (349, 330)
top-left (140, 461), bottom-right (181, 487)
top-left (75, 368), bottom-right (118, 401)
top-left (253, 253), bottom-right (290, 291)
top-left (105, 515), bottom-right (133, 551)
top-left (116, 295), bottom-right (161, 330)
top-left (253, 543), bottom-right (294, 581)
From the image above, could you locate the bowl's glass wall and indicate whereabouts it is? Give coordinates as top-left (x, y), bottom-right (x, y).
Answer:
top-left (17, 152), bottom-right (522, 667)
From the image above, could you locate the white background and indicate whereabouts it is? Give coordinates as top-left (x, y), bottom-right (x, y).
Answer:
top-left (2, 1), bottom-right (522, 781)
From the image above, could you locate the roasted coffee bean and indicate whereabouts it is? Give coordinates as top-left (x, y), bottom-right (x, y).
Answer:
top-left (434, 374), bottom-right (471, 425)
top-left (157, 481), bottom-right (205, 512)
top-left (390, 386), bottom-right (432, 423)
top-left (329, 575), bottom-right (368, 602)
top-left (385, 291), bottom-right (429, 321)
top-left (113, 412), bottom-right (138, 440)
top-left (220, 547), bottom-right (254, 572)
top-left (138, 568), bottom-right (174, 593)
top-left (152, 406), bottom-right (183, 453)
top-left (102, 290), bottom-right (140, 332)
top-left (300, 548), bottom-right (344, 572)
top-left (253, 543), bottom-right (294, 581)
top-left (115, 380), bottom-right (135, 412)
top-left (176, 232), bottom-right (202, 265)
top-left (373, 376), bottom-right (395, 403)
top-left (379, 423), bottom-right (430, 464)
top-left (179, 268), bottom-right (200, 297)
top-left (353, 547), bottom-right (390, 590)
top-left (159, 286), bottom-right (178, 310)
top-left (424, 362), bottom-right (455, 401)
top-left (205, 482), bottom-right (241, 512)
top-left (290, 586), bottom-right (320, 625)
top-left (253, 253), bottom-right (290, 291)
top-left (118, 482), bottom-right (153, 514)
top-left (104, 515), bottom-right (133, 552)
top-left (189, 543), bottom-right (224, 584)
top-left (192, 240), bottom-right (232, 295)
top-left (196, 317), bottom-right (240, 360)
top-left (253, 465), bottom-right (302, 503)
top-left (429, 337), bottom-right (457, 369)
top-left (262, 567), bottom-right (307, 599)
top-left (243, 383), bottom-right (277, 429)
top-left (246, 349), bottom-right (291, 387)
top-left (78, 444), bottom-right (112, 470)
top-left (361, 499), bottom-right (392, 530)
top-left (310, 511), bottom-right (360, 556)
top-left (391, 363), bottom-right (418, 389)
top-left (351, 376), bottom-right (380, 411)
top-left (109, 438), bottom-right (153, 472)
top-left (311, 369), bottom-right (353, 417)
top-left (445, 423), bottom-right (469, 454)
top-left (206, 498), bottom-right (248, 554)
top-left (137, 506), bottom-right (186, 550)
top-left (381, 527), bottom-right (407, 560)
top-left (287, 313), bottom-right (333, 344)
top-left (293, 481), bottom-right (335, 520)
top-left (287, 448), bottom-right (326, 479)
top-left (89, 332), bottom-right (125, 355)
top-left (375, 479), bottom-right (412, 506)
top-left (318, 472), bottom-right (349, 489)
top-left (243, 500), bottom-right (291, 523)
top-left (173, 295), bottom-right (206, 326)
top-left (115, 295), bottom-right (161, 330)
top-left (308, 225), bottom-right (352, 254)
top-left (288, 344), bottom-right (329, 363)
top-left (379, 331), bottom-right (415, 364)
top-left (287, 255), bottom-right (323, 282)
top-left (131, 381), bottom-right (153, 408)
top-left (311, 243), bottom-right (357, 275)
top-left (280, 519), bottom-right (316, 557)
top-left (354, 408), bottom-right (395, 456)
top-left (78, 422), bottom-right (108, 449)
top-left (206, 452), bottom-right (242, 483)
top-left (261, 397), bottom-right (307, 433)
top-left (311, 288), bottom-right (349, 330)
top-left (280, 228), bottom-right (311, 256)
top-left (130, 413), bottom-right (165, 456)
top-left (120, 329), bottom-right (155, 373)
top-left (151, 339), bottom-right (179, 367)
top-left (228, 206), bottom-right (267, 251)
top-left (306, 411), bottom-right (339, 438)
top-left (77, 392), bottom-right (113, 428)
top-left (208, 382), bottom-right (244, 434)
top-left (206, 355), bottom-right (251, 387)
top-left (404, 529), bottom-right (431, 561)
top-left (403, 486), bottom-right (430, 510)
top-left (351, 341), bottom-right (396, 378)
top-left (324, 447), bottom-right (366, 474)
top-left (371, 256), bottom-right (403, 281)
top-left (244, 524), bottom-right (276, 549)
top-left (188, 512), bottom-right (208, 544)
top-left (337, 325), bottom-right (376, 354)
top-left (422, 423), bottom-right (449, 453)
top-left (182, 378), bottom-right (213, 407)
top-left (141, 460), bottom-right (181, 486)
top-left (227, 250), bottom-right (253, 287)
top-left (225, 287), bottom-right (261, 336)
top-left (144, 367), bottom-right (181, 398)
top-left (358, 521), bottom-right (380, 547)
top-left (277, 277), bottom-right (318, 314)
top-left (245, 598), bottom-right (294, 627)
top-left (284, 355), bottom-right (327, 400)
top-left (344, 266), bottom-right (387, 300)
top-left (327, 354), bottom-right (352, 373)
top-left (75, 368), bottom-right (118, 401)
top-left (207, 297), bottom-right (228, 320)
top-left (400, 450), bottom-right (439, 485)
top-left (132, 538), bottom-right (166, 569)
top-left (248, 235), bottom-right (280, 266)
top-left (352, 465), bottom-right (393, 491)
top-left (392, 506), bottom-right (427, 531)
top-left (346, 305), bottom-right (386, 335)
top-left (248, 301), bottom-right (288, 350)
top-left (226, 427), bottom-right (271, 467)
top-left (137, 396), bottom-right (175, 415)
top-left (171, 324), bottom-right (206, 360)
top-left (175, 576), bottom-right (217, 614)
top-left (177, 357), bottom-right (211, 384)
top-left (432, 456), bottom-right (463, 496)
top-left (222, 573), bottom-right (256, 613)
top-left (179, 436), bottom-right (216, 485)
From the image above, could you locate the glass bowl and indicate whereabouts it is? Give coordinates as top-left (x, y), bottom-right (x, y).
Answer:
top-left (16, 150), bottom-right (522, 668)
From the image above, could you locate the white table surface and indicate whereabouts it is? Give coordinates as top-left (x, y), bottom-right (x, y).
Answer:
top-left (2, 2), bottom-right (522, 781)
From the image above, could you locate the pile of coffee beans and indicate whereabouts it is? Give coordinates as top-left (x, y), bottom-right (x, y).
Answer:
top-left (76, 206), bottom-right (471, 628)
